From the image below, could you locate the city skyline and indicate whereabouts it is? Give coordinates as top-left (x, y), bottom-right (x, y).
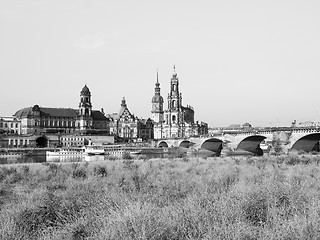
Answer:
top-left (1, 1), bottom-right (320, 127)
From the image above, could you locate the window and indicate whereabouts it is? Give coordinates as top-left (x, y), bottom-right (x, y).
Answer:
top-left (172, 115), bottom-right (176, 123)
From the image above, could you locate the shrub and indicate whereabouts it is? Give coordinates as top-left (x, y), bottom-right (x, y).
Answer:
top-left (72, 168), bottom-right (87, 179)
top-left (246, 157), bottom-right (254, 165)
top-left (107, 155), bottom-right (118, 161)
top-left (123, 159), bottom-right (136, 170)
top-left (177, 153), bottom-right (185, 159)
top-left (182, 155), bottom-right (189, 162)
top-left (137, 154), bottom-right (148, 161)
top-left (122, 152), bottom-right (132, 160)
top-left (285, 155), bottom-right (301, 165)
top-left (94, 165), bottom-right (108, 177)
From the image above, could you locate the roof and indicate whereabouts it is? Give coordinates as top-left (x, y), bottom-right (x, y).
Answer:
top-left (152, 95), bottom-right (163, 103)
top-left (39, 108), bottom-right (78, 117)
top-left (13, 107), bottom-right (33, 118)
top-left (81, 85), bottom-right (90, 95)
top-left (227, 124), bottom-right (242, 129)
top-left (14, 106), bottom-right (110, 119)
top-left (92, 110), bottom-right (109, 121)
top-left (14, 106), bottom-right (78, 118)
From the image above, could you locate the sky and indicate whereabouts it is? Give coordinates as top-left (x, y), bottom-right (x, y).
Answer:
top-left (1, 0), bottom-right (320, 127)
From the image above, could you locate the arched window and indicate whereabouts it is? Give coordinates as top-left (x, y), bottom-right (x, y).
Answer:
top-left (172, 115), bottom-right (176, 123)
top-left (172, 100), bottom-right (176, 108)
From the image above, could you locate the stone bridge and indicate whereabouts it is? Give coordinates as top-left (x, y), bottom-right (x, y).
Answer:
top-left (155, 137), bottom-right (224, 156)
top-left (153, 127), bottom-right (320, 156)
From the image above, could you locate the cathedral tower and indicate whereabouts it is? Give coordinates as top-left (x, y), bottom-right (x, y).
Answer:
top-left (164, 66), bottom-right (184, 138)
top-left (151, 71), bottom-right (164, 123)
top-left (78, 85), bottom-right (92, 132)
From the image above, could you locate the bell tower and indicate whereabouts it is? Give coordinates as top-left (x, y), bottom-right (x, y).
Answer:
top-left (151, 71), bottom-right (164, 123)
top-left (168, 65), bottom-right (181, 111)
top-left (78, 85), bottom-right (92, 132)
top-left (164, 66), bottom-right (184, 138)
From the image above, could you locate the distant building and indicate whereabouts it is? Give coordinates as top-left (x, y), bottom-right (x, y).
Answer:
top-left (152, 66), bottom-right (207, 139)
top-left (12, 85), bottom-right (109, 135)
top-left (296, 121), bottom-right (320, 128)
top-left (242, 122), bottom-right (252, 130)
top-left (108, 98), bottom-right (153, 142)
top-left (0, 117), bottom-right (20, 134)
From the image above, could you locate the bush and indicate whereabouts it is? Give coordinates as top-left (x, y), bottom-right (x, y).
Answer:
top-left (285, 155), bottom-right (301, 165)
top-left (246, 157), bottom-right (254, 165)
top-left (94, 165), bottom-right (108, 177)
top-left (107, 155), bottom-right (118, 161)
top-left (72, 168), bottom-right (87, 179)
top-left (122, 152), bottom-right (132, 160)
top-left (137, 154), bottom-right (148, 161)
top-left (182, 155), bottom-right (189, 162)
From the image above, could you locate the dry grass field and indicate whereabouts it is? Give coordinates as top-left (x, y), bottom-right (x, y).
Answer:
top-left (1, 154), bottom-right (320, 239)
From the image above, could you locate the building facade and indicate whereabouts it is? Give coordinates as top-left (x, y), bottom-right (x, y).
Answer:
top-left (108, 98), bottom-right (153, 142)
top-left (13, 85), bottom-right (109, 136)
top-left (0, 117), bottom-right (21, 135)
top-left (152, 66), bottom-right (208, 139)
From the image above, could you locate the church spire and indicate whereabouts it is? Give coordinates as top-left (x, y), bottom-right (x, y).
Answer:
top-left (157, 68), bottom-right (159, 84)
top-left (155, 70), bottom-right (160, 94)
top-left (121, 97), bottom-right (127, 107)
top-left (172, 65), bottom-right (178, 78)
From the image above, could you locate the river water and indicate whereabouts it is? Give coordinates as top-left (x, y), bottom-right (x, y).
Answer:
top-left (0, 151), bottom-right (218, 165)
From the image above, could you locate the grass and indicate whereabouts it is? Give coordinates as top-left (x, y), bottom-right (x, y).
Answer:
top-left (1, 153), bottom-right (320, 239)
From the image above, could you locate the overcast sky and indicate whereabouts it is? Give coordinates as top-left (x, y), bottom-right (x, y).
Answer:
top-left (1, 0), bottom-right (320, 127)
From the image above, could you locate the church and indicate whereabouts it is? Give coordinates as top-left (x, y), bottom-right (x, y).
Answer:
top-left (152, 66), bottom-right (208, 139)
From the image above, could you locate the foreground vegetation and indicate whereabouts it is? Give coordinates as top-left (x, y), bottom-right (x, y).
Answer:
top-left (1, 154), bottom-right (320, 239)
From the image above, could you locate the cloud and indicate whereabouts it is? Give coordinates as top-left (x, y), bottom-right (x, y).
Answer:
top-left (75, 34), bottom-right (106, 50)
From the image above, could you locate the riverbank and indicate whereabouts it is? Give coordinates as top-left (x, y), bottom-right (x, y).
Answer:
top-left (1, 154), bottom-right (320, 239)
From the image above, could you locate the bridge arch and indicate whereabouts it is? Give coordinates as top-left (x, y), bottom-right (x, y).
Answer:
top-left (36, 135), bottom-right (48, 148)
top-left (200, 138), bottom-right (223, 156)
top-left (237, 135), bottom-right (266, 156)
top-left (179, 140), bottom-right (191, 148)
top-left (158, 141), bottom-right (169, 148)
top-left (291, 133), bottom-right (320, 152)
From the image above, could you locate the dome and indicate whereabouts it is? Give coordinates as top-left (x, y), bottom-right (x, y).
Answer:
top-left (81, 85), bottom-right (90, 95)
top-left (172, 72), bottom-right (177, 78)
top-left (152, 95), bottom-right (163, 103)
